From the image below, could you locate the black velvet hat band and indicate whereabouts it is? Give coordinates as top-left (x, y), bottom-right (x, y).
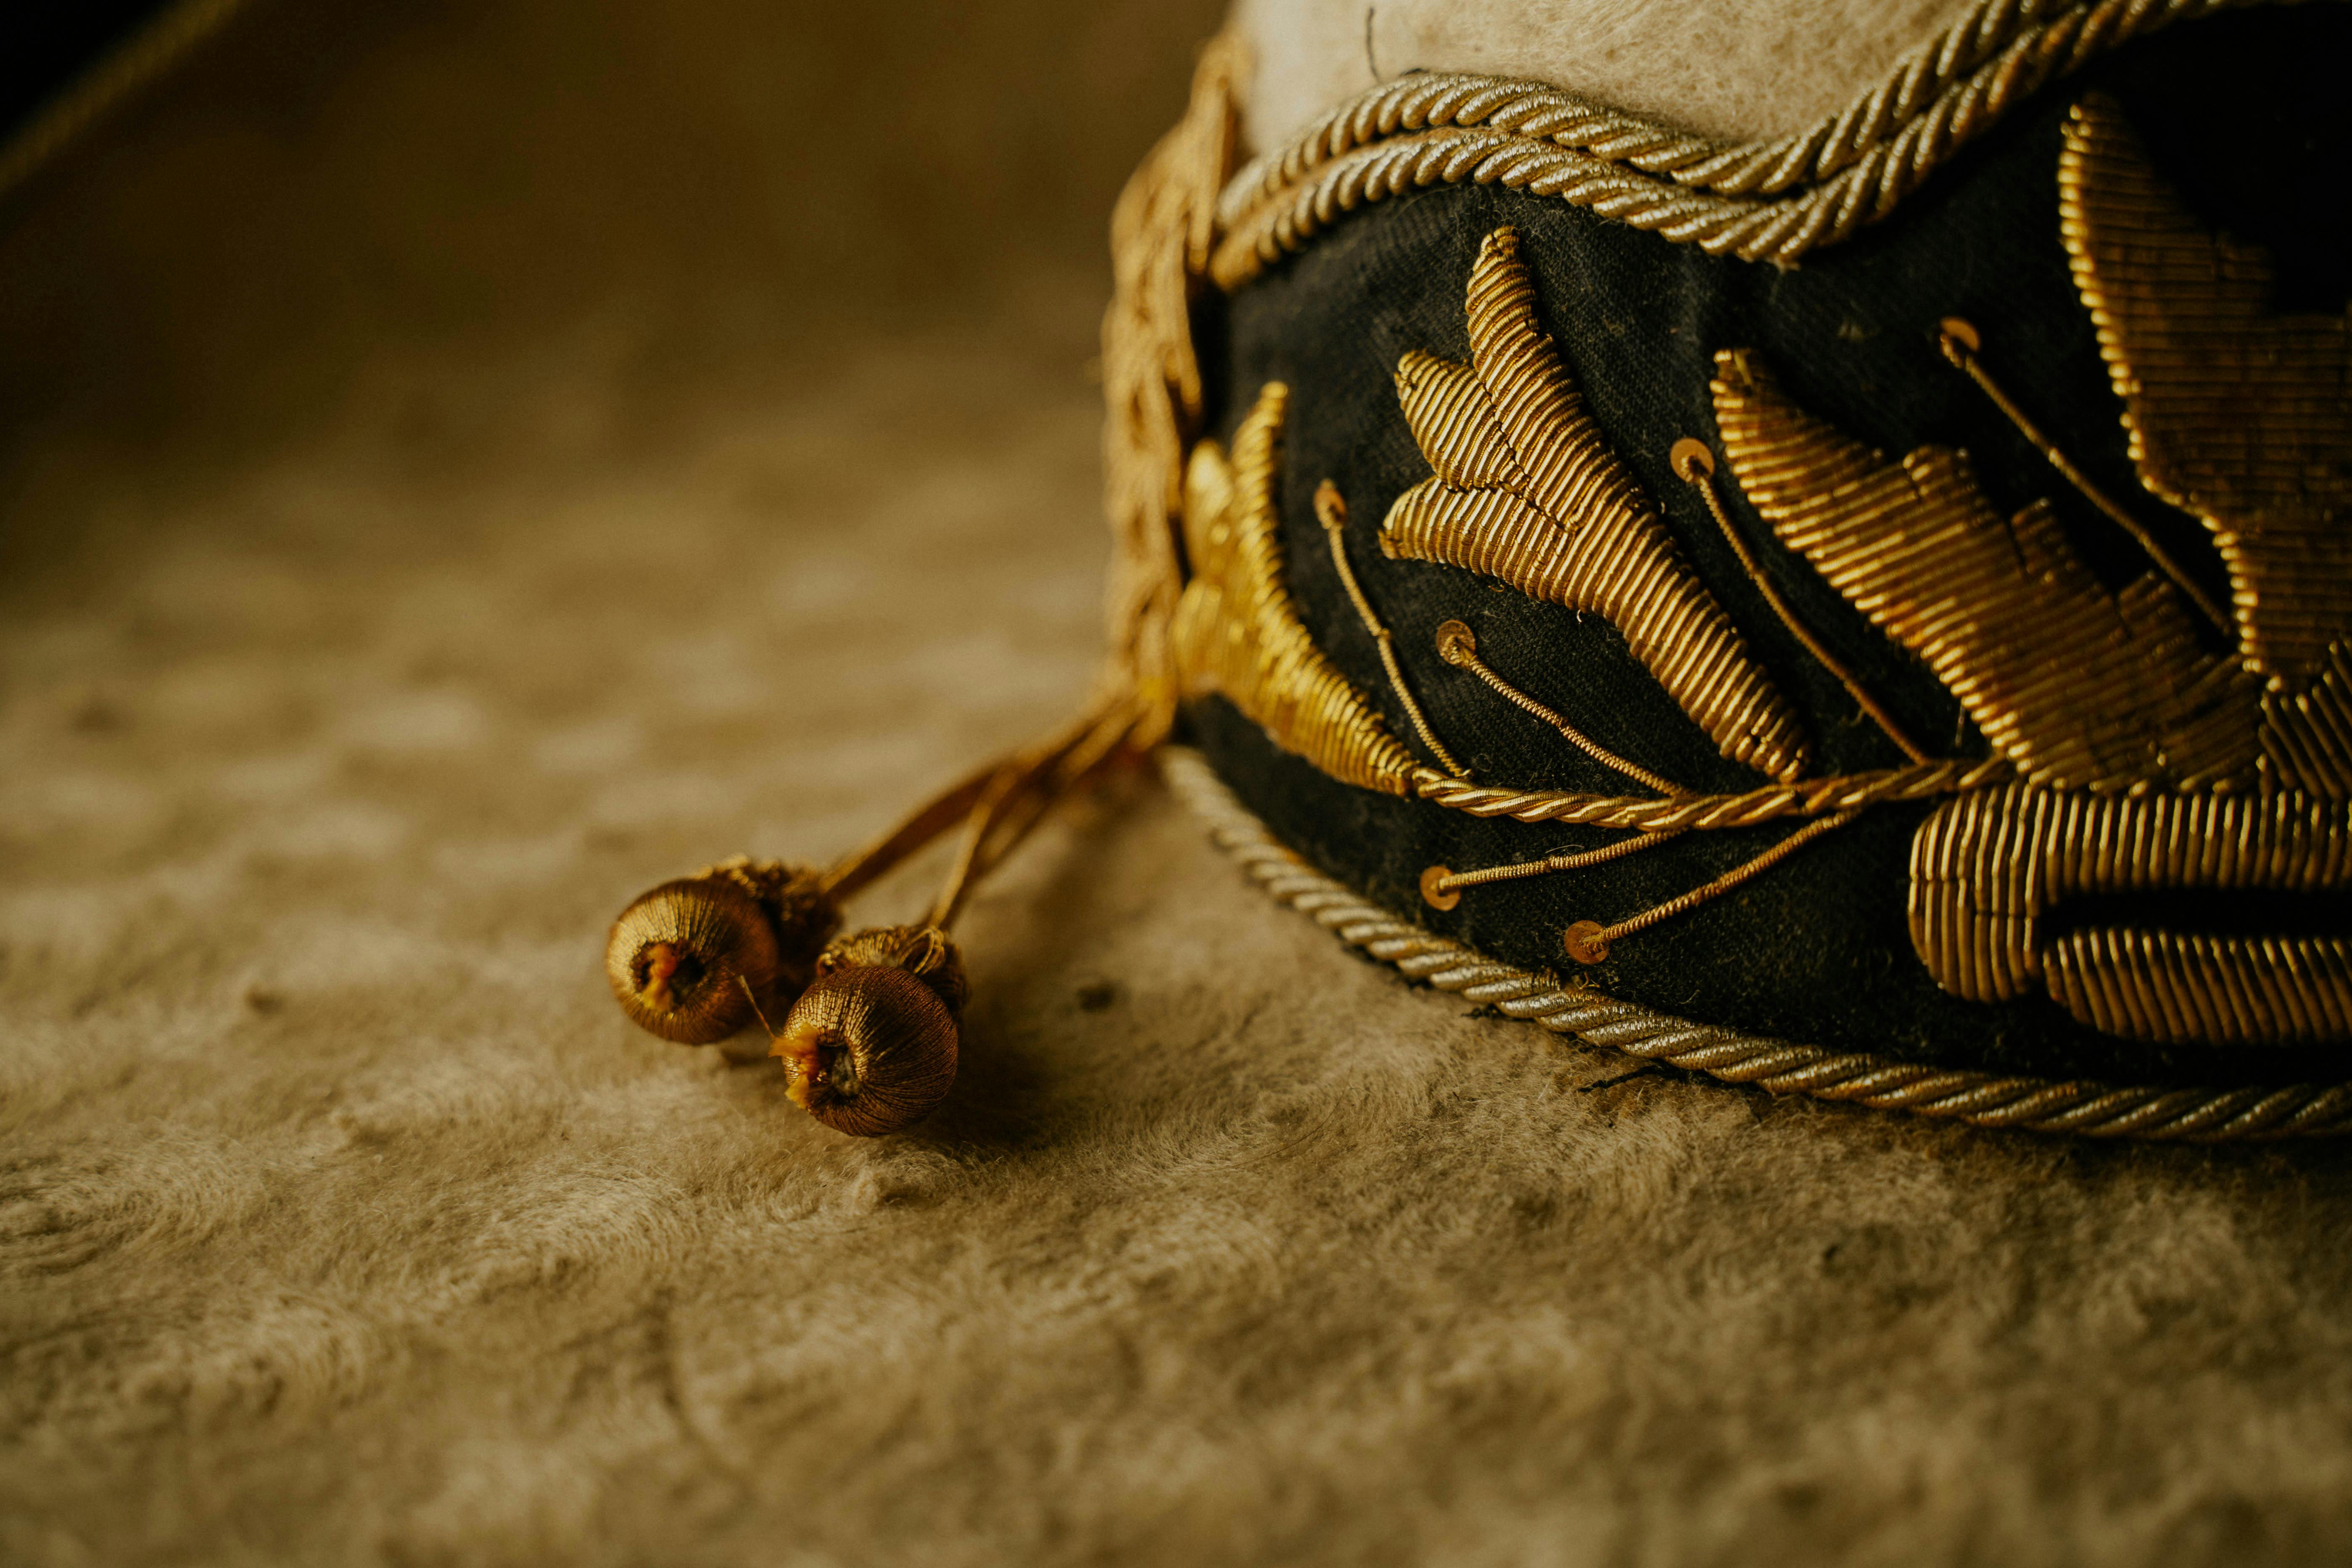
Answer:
top-left (1173, 3), bottom-right (2352, 1098)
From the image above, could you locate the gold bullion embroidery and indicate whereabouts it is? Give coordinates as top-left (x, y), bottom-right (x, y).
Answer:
top-left (1101, 35), bottom-right (1246, 749)
top-left (1382, 227), bottom-right (1808, 782)
top-left (1710, 349), bottom-right (2259, 794)
top-left (1718, 101), bottom-right (2352, 1048)
top-left (1108, 5), bottom-right (2312, 773)
top-left (1315, 480), bottom-right (1468, 777)
top-left (1911, 783), bottom-right (2352, 1043)
top-left (1171, 382), bottom-right (1420, 795)
top-left (1892, 97), bottom-right (2352, 1045)
top-left (2060, 92), bottom-right (2352, 790)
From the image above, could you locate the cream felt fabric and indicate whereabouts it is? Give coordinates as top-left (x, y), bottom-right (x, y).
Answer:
top-left (7, 4), bottom-right (2352, 1567)
top-left (1232, 0), bottom-right (1979, 148)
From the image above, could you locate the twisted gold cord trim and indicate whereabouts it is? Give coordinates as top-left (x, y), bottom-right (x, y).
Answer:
top-left (1410, 754), bottom-right (2014, 831)
top-left (1209, 0), bottom-right (2288, 285)
top-left (1101, 5), bottom-right (2315, 777)
top-left (1164, 747), bottom-right (2352, 1141)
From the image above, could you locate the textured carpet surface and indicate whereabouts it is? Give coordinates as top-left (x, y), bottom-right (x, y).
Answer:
top-left (8, 4), bottom-right (2352, 1566)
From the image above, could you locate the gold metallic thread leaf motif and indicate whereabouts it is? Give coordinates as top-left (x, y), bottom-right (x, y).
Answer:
top-left (1172, 382), bottom-right (1420, 796)
top-left (1910, 783), bottom-right (2352, 1044)
top-left (1109, 5), bottom-right (2301, 758)
top-left (1711, 348), bottom-right (2259, 795)
top-left (2062, 93), bottom-right (2352, 665)
top-left (1129, 56), bottom-right (2352, 1051)
top-left (1710, 96), bottom-right (2352, 1048)
top-left (2060, 92), bottom-right (2352, 791)
top-left (1381, 227), bottom-right (1808, 782)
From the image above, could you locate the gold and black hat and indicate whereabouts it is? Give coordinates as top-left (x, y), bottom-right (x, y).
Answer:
top-left (609, 0), bottom-right (2352, 1141)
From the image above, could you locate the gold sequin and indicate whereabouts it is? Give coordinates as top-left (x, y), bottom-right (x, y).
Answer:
top-left (1381, 227), bottom-right (1808, 782)
top-left (1172, 383), bottom-right (1420, 796)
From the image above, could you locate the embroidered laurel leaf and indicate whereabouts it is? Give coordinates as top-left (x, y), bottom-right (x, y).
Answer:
top-left (2062, 93), bottom-right (2352, 796)
top-left (1172, 381), bottom-right (1420, 796)
top-left (1711, 348), bottom-right (2259, 793)
top-left (1378, 226), bottom-right (1808, 783)
top-left (2064, 94), bottom-right (2352, 669)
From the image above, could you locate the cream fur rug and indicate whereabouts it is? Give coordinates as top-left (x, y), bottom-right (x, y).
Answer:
top-left (6, 3), bottom-right (2352, 1565)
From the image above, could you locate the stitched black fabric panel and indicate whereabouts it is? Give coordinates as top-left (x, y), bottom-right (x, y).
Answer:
top-left (1181, 5), bottom-right (2352, 1086)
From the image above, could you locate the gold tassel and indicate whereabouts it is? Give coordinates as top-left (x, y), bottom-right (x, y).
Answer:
top-left (604, 35), bottom-right (1244, 1132)
top-left (605, 694), bottom-right (1148, 1135)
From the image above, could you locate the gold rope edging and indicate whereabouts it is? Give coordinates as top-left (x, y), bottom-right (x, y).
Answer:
top-left (1409, 754), bottom-right (2014, 831)
top-left (1162, 747), bottom-right (2352, 1142)
top-left (1101, 34), bottom-right (1249, 744)
top-left (1209, 0), bottom-right (2286, 283)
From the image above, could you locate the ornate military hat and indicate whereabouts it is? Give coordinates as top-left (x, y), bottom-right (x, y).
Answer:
top-left (607, 0), bottom-right (2352, 1141)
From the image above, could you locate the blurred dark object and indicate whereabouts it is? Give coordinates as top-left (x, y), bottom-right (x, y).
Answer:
top-left (0, 1), bottom-right (176, 143)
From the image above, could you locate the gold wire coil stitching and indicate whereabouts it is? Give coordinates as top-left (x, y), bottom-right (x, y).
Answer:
top-left (2058, 91), bottom-right (2352, 695)
top-left (1434, 622), bottom-right (1687, 797)
top-left (1909, 781), bottom-right (2352, 1040)
top-left (1673, 437), bottom-right (1929, 764)
top-left (1208, 0), bottom-right (2282, 285)
top-left (1315, 480), bottom-right (1469, 777)
top-left (1931, 316), bottom-right (2233, 637)
top-left (1164, 747), bottom-right (2352, 1142)
top-left (1380, 227), bottom-right (1807, 781)
top-left (1568, 808), bottom-right (1862, 964)
top-left (1709, 347), bottom-right (2261, 794)
top-left (1170, 383), bottom-right (1422, 795)
top-left (1434, 826), bottom-right (1687, 894)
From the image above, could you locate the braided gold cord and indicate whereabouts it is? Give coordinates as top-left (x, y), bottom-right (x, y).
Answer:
top-left (1209, 0), bottom-right (2286, 284)
top-left (1164, 748), bottom-right (2352, 1141)
top-left (1101, 34), bottom-right (1249, 744)
top-left (1409, 754), bottom-right (2015, 830)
